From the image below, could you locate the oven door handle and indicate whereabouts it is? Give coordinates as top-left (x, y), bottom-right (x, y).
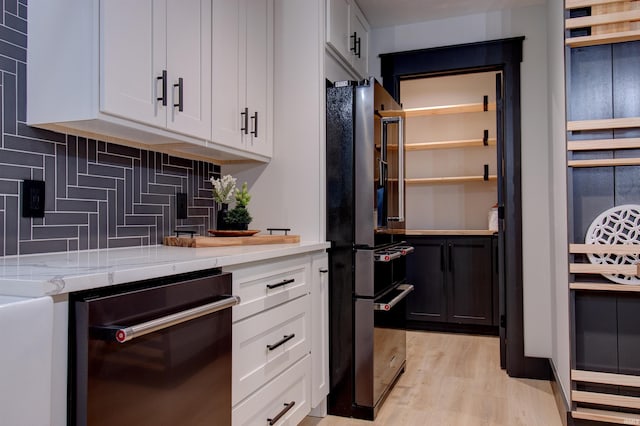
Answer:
top-left (373, 284), bottom-right (414, 311)
top-left (107, 295), bottom-right (241, 343)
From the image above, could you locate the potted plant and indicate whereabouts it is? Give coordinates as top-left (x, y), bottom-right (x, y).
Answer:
top-left (225, 182), bottom-right (253, 230)
top-left (210, 174), bottom-right (236, 230)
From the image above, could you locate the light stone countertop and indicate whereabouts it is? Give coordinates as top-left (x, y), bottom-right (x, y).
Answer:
top-left (0, 242), bottom-right (330, 297)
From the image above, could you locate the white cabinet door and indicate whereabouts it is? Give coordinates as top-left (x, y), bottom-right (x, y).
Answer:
top-left (311, 253), bottom-right (329, 408)
top-left (326, 0), bottom-right (350, 59)
top-left (244, 0), bottom-right (273, 157)
top-left (100, 0), bottom-right (166, 128)
top-left (211, 0), bottom-right (243, 149)
top-left (349, 5), bottom-right (368, 78)
top-left (166, 0), bottom-right (212, 139)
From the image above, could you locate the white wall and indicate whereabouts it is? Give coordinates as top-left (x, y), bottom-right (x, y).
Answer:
top-left (227, 0), bottom-right (325, 243)
top-left (546, 0), bottom-right (570, 405)
top-left (368, 4), bottom-right (553, 358)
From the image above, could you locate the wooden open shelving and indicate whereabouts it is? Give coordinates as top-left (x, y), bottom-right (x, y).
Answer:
top-left (570, 281), bottom-right (640, 292)
top-left (568, 117), bottom-right (640, 132)
top-left (403, 100), bottom-right (496, 117)
top-left (567, 137), bottom-right (640, 151)
top-left (406, 138), bottom-right (496, 151)
top-left (569, 262), bottom-right (640, 275)
top-left (570, 243), bottom-right (640, 255)
top-left (565, 0), bottom-right (640, 48)
top-left (571, 369), bottom-right (640, 424)
top-left (568, 157), bottom-right (640, 167)
top-left (405, 175), bottom-right (497, 185)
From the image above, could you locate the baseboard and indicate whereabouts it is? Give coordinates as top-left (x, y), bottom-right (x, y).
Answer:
top-left (549, 360), bottom-right (573, 426)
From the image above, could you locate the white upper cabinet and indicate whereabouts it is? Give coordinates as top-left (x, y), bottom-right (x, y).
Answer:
top-left (101, 0), bottom-right (211, 140)
top-left (326, 0), bottom-right (369, 78)
top-left (27, 0), bottom-right (270, 163)
top-left (212, 0), bottom-right (273, 157)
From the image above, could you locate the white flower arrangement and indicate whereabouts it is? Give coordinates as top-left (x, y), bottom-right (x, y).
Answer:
top-left (210, 174), bottom-right (237, 204)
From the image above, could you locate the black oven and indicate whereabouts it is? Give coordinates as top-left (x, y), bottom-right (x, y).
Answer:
top-left (69, 269), bottom-right (238, 426)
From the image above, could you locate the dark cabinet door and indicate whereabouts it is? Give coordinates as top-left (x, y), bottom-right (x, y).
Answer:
top-left (446, 237), bottom-right (493, 325)
top-left (405, 237), bottom-right (447, 322)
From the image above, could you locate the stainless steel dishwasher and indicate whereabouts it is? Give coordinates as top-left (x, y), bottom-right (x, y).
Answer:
top-left (69, 268), bottom-right (238, 426)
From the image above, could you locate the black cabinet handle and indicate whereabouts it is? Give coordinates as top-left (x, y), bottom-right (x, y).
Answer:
top-left (440, 244), bottom-right (445, 271)
top-left (267, 334), bottom-right (295, 351)
top-left (355, 36), bottom-right (361, 58)
top-left (251, 111), bottom-right (258, 137)
top-left (448, 243), bottom-right (453, 272)
top-left (173, 77), bottom-right (183, 112)
top-left (350, 32), bottom-right (357, 53)
top-left (267, 401), bottom-right (295, 425)
top-left (157, 70), bottom-right (167, 106)
top-left (266, 278), bottom-right (295, 290)
top-left (240, 107), bottom-right (248, 134)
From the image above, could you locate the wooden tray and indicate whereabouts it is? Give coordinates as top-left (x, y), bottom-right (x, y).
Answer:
top-left (163, 233), bottom-right (300, 248)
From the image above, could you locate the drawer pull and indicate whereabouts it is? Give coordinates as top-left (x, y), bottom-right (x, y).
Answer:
top-left (267, 401), bottom-right (295, 425)
top-left (266, 278), bottom-right (295, 290)
top-left (267, 333), bottom-right (295, 351)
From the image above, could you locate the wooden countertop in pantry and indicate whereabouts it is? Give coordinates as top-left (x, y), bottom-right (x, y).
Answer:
top-left (404, 229), bottom-right (497, 236)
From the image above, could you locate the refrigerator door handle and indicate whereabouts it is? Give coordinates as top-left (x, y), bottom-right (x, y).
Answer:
top-left (382, 116), bottom-right (405, 223)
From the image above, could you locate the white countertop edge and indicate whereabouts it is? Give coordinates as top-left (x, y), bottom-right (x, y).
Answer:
top-left (0, 242), bottom-right (330, 298)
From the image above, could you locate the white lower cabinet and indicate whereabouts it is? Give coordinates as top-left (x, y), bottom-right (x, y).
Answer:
top-left (228, 251), bottom-right (328, 425)
top-left (232, 294), bottom-right (310, 405)
top-left (232, 356), bottom-right (311, 426)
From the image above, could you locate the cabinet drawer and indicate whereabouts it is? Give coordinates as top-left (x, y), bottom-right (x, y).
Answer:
top-left (232, 355), bottom-right (311, 426)
top-left (227, 255), bottom-right (310, 322)
top-left (232, 295), bottom-right (311, 405)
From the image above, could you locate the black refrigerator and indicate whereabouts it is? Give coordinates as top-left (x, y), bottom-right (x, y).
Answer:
top-left (326, 77), bottom-right (414, 420)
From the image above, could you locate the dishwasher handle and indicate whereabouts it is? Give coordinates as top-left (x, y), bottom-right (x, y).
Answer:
top-left (109, 295), bottom-right (240, 343)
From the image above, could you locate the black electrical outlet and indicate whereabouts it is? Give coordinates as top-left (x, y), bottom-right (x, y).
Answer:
top-left (22, 180), bottom-right (46, 218)
top-left (176, 192), bottom-right (188, 219)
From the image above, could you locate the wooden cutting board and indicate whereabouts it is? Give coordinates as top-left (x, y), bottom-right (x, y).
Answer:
top-left (163, 234), bottom-right (300, 248)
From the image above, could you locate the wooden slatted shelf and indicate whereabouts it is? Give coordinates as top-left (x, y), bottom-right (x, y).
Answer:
top-left (573, 407), bottom-right (640, 425)
top-left (566, 10), bottom-right (640, 30)
top-left (405, 175), bottom-right (497, 185)
top-left (567, 137), bottom-right (640, 151)
top-left (567, 0), bottom-right (632, 8)
top-left (573, 369), bottom-right (640, 387)
top-left (569, 157), bottom-right (640, 167)
top-left (568, 117), bottom-right (640, 132)
top-left (570, 262), bottom-right (640, 275)
top-left (403, 101), bottom-right (496, 117)
top-left (573, 390), bottom-right (640, 410)
top-left (405, 229), bottom-right (496, 236)
top-left (565, 0), bottom-right (640, 48)
top-left (570, 243), bottom-right (640, 255)
top-left (570, 282), bottom-right (640, 292)
top-left (406, 138), bottom-right (496, 151)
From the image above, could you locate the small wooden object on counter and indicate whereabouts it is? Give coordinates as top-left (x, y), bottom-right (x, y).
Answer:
top-left (164, 233), bottom-right (300, 248)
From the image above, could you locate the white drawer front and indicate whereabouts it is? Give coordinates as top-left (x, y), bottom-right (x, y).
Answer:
top-left (227, 255), bottom-right (310, 322)
top-left (233, 295), bottom-right (311, 405)
top-left (232, 355), bottom-right (311, 426)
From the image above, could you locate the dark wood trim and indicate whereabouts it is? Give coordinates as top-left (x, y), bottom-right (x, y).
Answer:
top-left (380, 36), bottom-right (550, 379)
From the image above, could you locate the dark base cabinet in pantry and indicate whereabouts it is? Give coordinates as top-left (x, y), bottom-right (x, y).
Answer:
top-left (404, 235), bottom-right (498, 331)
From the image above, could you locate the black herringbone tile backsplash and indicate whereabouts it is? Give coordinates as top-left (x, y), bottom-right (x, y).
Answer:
top-left (0, 0), bottom-right (218, 256)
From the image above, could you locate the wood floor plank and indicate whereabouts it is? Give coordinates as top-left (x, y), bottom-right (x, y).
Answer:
top-left (302, 331), bottom-right (563, 425)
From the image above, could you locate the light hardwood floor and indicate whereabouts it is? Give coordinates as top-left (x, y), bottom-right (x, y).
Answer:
top-left (302, 331), bottom-right (562, 426)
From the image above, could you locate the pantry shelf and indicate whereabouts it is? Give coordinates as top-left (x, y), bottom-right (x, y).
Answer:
top-left (568, 117), bottom-right (640, 132)
top-left (569, 262), bottom-right (640, 276)
top-left (568, 157), bottom-right (640, 167)
top-left (406, 138), bottom-right (496, 151)
top-left (570, 282), bottom-right (640, 292)
top-left (405, 175), bottom-right (497, 185)
top-left (572, 408), bottom-right (640, 425)
top-left (569, 243), bottom-right (640, 255)
top-left (565, 0), bottom-right (640, 48)
top-left (567, 137), bottom-right (640, 151)
top-left (403, 100), bottom-right (495, 117)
